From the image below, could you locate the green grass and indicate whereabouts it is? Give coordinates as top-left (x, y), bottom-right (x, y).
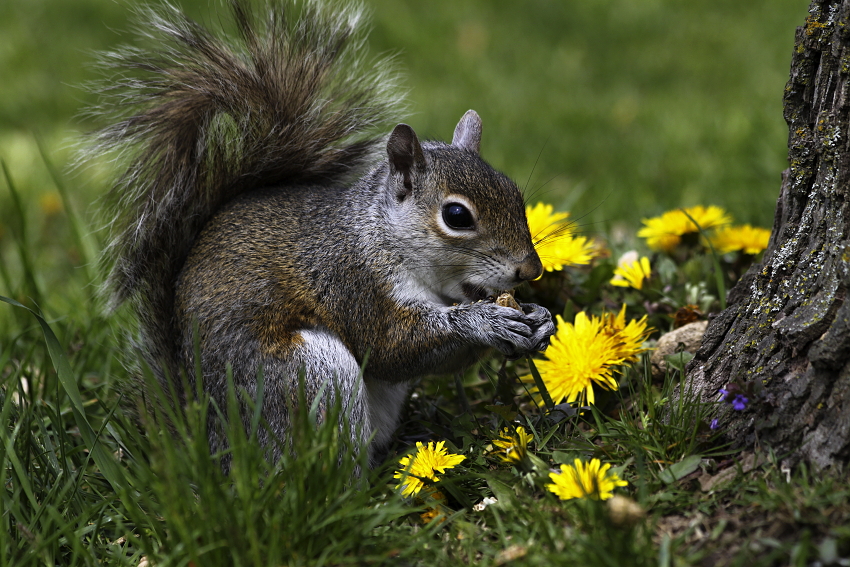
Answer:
top-left (3, 277), bottom-right (849, 565)
top-left (3, 0), bottom-right (849, 565)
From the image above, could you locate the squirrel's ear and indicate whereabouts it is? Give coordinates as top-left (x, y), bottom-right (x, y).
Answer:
top-left (387, 123), bottom-right (425, 200)
top-left (451, 110), bottom-right (482, 154)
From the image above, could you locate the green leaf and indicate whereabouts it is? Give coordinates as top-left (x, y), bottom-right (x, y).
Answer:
top-left (664, 351), bottom-right (694, 372)
top-left (484, 404), bottom-right (518, 422)
top-left (658, 454), bottom-right (702, 484)
top-left (486, 477), bottom-right (517, 511)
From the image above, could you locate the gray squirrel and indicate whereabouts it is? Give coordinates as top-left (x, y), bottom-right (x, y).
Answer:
top-left (90, 0), bottom-right (555, 464)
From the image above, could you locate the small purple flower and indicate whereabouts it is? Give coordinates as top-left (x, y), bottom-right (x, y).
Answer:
top-left (731, 395), bottom-right (749, 411)
top-left (710, 419), bottom-right (720, 430)
top-left (718, 388), bottom-right (729, 398)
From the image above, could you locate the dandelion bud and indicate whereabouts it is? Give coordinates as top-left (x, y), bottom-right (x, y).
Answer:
top-left (606, 495), bottom-right (645, 527)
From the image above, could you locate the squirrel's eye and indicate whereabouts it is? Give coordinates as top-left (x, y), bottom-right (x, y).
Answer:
top-left (442, 203), bottom-right (475, 230)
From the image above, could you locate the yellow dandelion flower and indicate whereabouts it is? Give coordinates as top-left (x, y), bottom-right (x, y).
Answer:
top-left (708, 224), bottom-right (771, 255)
top-left (526, 202), bottom-right (596, 272)
top-left (490, 426), bottom-right (532, 464)
top-left (546, 458), bottom-right (628, 501)
top-left (521, 306), bottom-right (652, 406)
top-left (637, 205), bottom-right (732, 252)
top-left (420, 491), bottom-right (448, 524)
top-left (420, 507), bottom-right (443, 524)
top-left (521, 312), bottom-right (620, 406)
top-left (600, 305), bottom-right (652, 364)
top-left (610, 253), bottom-right (652, 290)
top-left (394, 441), bottom-right (465, 498)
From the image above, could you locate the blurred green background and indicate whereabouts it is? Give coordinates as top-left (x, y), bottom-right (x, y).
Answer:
top-left (0, 0), bottom-right (807, 313)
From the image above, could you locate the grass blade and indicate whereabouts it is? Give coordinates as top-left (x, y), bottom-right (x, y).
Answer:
top-left (0, 295), bottom-right (126, 493)
top-left (526, 356), bottom-right (555, 411)
top-left (1, 159), bottom-right (43, 307)
top-left (679, 207), bottom-right (727, 310)
top-left (34, 135), bottom-right (96, 285)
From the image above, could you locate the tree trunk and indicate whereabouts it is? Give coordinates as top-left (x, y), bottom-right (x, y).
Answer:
top-left (688, 0), bottom-right (850, 470)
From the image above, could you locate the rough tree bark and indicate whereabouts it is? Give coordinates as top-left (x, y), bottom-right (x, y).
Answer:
top-left (688, 0), bottom-right (850, 470)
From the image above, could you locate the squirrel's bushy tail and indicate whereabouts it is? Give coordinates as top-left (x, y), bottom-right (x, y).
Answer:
top-left (86, 0), bottom-right (402, 385)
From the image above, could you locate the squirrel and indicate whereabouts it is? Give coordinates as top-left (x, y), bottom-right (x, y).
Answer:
top-left (89, 0), bottom-right (555, 465)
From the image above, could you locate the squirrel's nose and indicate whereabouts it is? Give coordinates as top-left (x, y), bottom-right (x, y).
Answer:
top-left (515, 252), bottom-right (543, 282)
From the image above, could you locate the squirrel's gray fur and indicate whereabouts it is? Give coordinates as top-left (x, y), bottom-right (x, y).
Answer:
top-left (89, 0), bottom-right (555, 465)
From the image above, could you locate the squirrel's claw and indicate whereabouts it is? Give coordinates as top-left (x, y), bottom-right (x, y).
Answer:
top-left (520, 303), bottom-right (555, 353)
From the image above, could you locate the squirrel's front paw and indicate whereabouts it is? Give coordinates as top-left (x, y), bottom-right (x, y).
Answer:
top-left (519, 303), bottom-right (555, 353)
top-left (465, 302), bottom-right (554, 358)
